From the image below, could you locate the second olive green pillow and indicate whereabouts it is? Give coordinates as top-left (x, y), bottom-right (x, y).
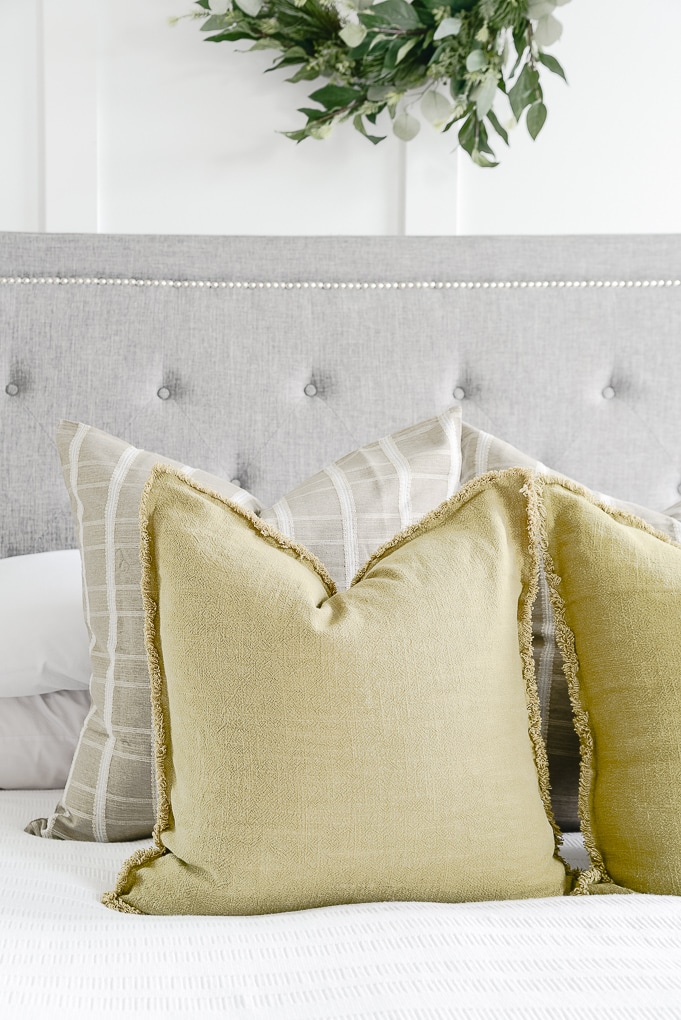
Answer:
top-left (540, 478), bottom-right (681, 896)
top-left (104, 467), bottom-right (568, 916)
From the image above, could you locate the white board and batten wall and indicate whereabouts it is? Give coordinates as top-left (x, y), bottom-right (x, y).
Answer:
top-left (1, 0), bottom-right (679, 236)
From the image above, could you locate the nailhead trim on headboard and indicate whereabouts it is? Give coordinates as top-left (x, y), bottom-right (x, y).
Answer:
top-left (1, 277), bottom-right (680, 289)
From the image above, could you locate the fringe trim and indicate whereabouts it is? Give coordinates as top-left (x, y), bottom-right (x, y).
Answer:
top-left (541, 472), bottom-right (681, 551)
top-left (531, 474), bottom-right (635, 896)
top-left (570, 866), bottom-right (607, 896)
top-left (570, 870), bottom-right (635, 896)
top-left (357, 467), bottom-right (570, 886)
top-left (101, 890), bottom-right (144, 914)
top-left (520, 478), bottom-right (563, 850)
top-left (102, 462), bottom-right (341, 913)
top-left (354, 467), bottom-right (533, 584)
top-left (161, 463), bottom-right (338, 595)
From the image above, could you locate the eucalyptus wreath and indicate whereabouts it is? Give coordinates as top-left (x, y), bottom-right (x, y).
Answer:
top-left (187, 0), bottom-right (570, 165)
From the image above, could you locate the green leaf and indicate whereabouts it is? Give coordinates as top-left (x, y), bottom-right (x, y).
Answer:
top-left (368, 32), bottom-right (390, 51)
top-left (298, 107), bottom-right (330, 121)
top-left (286, 65), bottom-right (322, 82)
top-left (277, 45), bottom-right (308, 60)
top-left (195, 0), bottom-right (211, 9)
top-left (449, 77), bottom-right (465, 99)
top-left (441, 113), bottom-right (462, 134)
top-left (473, 75), bottom-right (497, 117)
top-left (420, 0), bottom-right (475, 10)
top-left (205, 30), bottom-right (255, 41)
top-left (201, 15), bottom-right (228, 31)
top-left (339, 23), bottom-right (367, 48)
top-left (457, 113), bottom-right (476, 156)
top-left (433, 17), bottom-right (462, 40)
top-left (382, 38), bottom-right (400, 69)
top-left (395, 37), bottom-right (418, 63)
top-left (308, 121), bottom-right (334, 139)
top-left (508, 48), bottom-right (525, 78)
top-left (430, 41), bottom-right (450, 63)
top-left (383, 35), bottom-right (418, 69)
top-left (234, 0), bottom-right (262, 14)
top-left (508, 64), bottom-right (540, 120)
top-left (249, 38), bottom-right (284, 50)
top-left (537, 51), bottom-right (567, 81)
top-left (534, 13), bottom-right (562, 46)
top-left (512, 24), bottom-right (527, 62)
top-left (343, 34), bottom-right (372, 59)
top-left (308, 84), bottom-right (364, 110)
top-left (421, 90), bottom-right (452, 128)
top-left (527, 0), bottom-right (555, 17)
top-left (487, 109), bottom-right (509, 145)
top-left (471, 149), bottom-right (498, 168)
top-left (282, 128), bottom-right (310, 143)
top-left (353, 114), bottom-right (386, 144)
top-left (526, 100), bottom-right (547, 139)
top-left (362, 0), bottom-right (421, 30)
top-left (465, 49), bottom-right (487, 72)
top-left (367, 85), bottom-right (393, 101)
top-left (475, 118), bottom-right (495, 156)
top-left (393, 111), bottom-right (420, 141)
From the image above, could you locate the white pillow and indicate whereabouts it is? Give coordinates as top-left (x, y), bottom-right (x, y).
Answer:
top-left (0, 690), bottom-right (90, 789)
top-left (0, 550), bottom-right (91, 697)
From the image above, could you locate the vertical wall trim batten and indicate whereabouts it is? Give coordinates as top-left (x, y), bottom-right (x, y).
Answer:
top-left (41, 0), bottom-right (98, 232)
top-left (396, 142), bottom-right (407, 236)
top-left (35, 0), bottom-right (47, 232)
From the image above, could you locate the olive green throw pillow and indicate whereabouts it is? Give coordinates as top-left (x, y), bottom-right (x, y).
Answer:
top-left (104, 467), bottom-right (569, 916)
top-left (461, 423), bottom-right (681, 833)
top-left (540, 478), bottom-right (681, 896)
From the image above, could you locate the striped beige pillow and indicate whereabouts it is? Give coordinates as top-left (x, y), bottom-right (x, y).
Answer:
top-left (27, 409), bottom-right (462, 842)
top-left (461, 422), bottom-right (681, 830)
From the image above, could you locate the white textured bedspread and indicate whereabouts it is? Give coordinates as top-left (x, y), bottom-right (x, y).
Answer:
top-left (1, 791), bottom-right (681, 1020)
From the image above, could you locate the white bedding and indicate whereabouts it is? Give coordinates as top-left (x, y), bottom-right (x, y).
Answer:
top-left (1, 791), bottom-right (680, 1020)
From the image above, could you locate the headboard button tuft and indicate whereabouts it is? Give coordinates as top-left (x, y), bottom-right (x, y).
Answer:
top-left (304, 382), bottom-right (317, 397)
top-left (230, 478), bottom-right (241, 488)
top-left (453, 386), bottom-right (466, 401)
top-left (602, 385), bottom-right (616, 400)
top-left (157, 386), bottom-right (171, 400)
top-left (5, 383), bottom-right (19, 397)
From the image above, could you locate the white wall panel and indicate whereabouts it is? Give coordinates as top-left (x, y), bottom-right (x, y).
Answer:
top-left (0, 1), bottom-right (41, 232)
top-left (0, 0), bottom-right (680, 236)
top-left (97, 0), bottom-right (400, 235)
top-left (458, 0), bottom-right (681, 235)
top-left (42, 0), bottom-right (98, 231)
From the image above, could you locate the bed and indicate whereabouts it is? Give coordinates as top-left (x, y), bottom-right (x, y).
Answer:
top-left (1, 232), bottom-right (681, 1018)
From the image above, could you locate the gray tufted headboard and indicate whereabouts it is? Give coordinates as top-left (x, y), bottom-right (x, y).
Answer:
top-left (2, 231), bottom-right (680, 559)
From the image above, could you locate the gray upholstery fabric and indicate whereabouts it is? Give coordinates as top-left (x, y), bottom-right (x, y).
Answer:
top-left (2, 232), bottom-right (681, 559)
